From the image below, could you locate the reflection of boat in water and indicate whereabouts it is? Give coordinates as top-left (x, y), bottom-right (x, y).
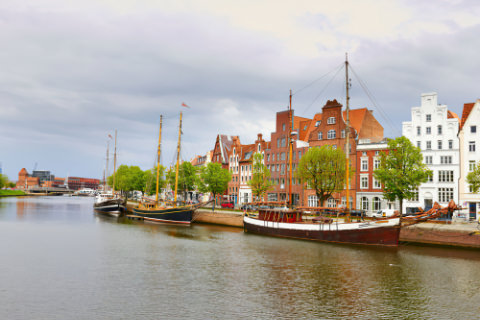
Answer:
top-left (94, 130), bottom-right (125, 215)
top-left (133, 113), bottom-right (199, 224)
top-left (244, 208), bottom-right (401, 246)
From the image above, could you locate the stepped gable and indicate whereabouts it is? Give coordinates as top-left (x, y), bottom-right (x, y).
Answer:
top-left (460, 103), bottom-right (474, 130)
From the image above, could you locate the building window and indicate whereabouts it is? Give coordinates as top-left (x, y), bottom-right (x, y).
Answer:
top-left (438, 188), bottom-right (454, 203)
top-left (427, 172), bottom-right (433, 182)
top-left (280, 152), bottom-right (286, 161)
top-left (362, 152), bottom-right (367, 156)
top-left (425, 155), bottom-right (433, 164)
top-left (438, 170), bottom-right (454, 182)
top-left (327, 130), bottom-right (336, 139)
top-left (360, 175), bottom-right (368, 189)
top-left (327, 117), bottom-right (336, 124)
top-left (341, 130), bottom-right (345, 138)
top-left (417, 141), bottom-right (421, 148)
top-left (327, 198), bottom-right (336, 208)
top-left (437, 125), bottom-right (442, 135)
top-left (298, 151), bottom-right (302, 159)
top-left (268, 193), bottom-right (278, 202)
top-left (267, 154), bottom-right (270, 162)
top-left (438, 140), bottom-right (442, 150)
top-left (373, 177), bottom-right (381, 189)
top-left (361, 197), bottom-right (369, 211)
top-left (318, 132), bottom-right (323, 140)
top-left (374, 158), bottom-right (381, 169)
top-left (409, 189), bottom-right (419, 202)
top-left (361, 159), bottom-right (368, 171)
top-left (282, 124), bottom-right (286, 131)
top-left (440, 156), bottom-right (452, 164)
top-left (315, 121), bottom-right (320, 127)
top-left (426, 114), bottom-right (431, 122)
top-left (426, 141), bottom-right (432, 150)
top-left (469, 141), bottom-right (476, 152)
top-left (308, 195), bottom-right (318, 207)
top-left (281, 138), bottom-right (286, 147)
top-left (373, 197), bottom-right (381, 211)
top-left (426, 127), bottom-right (431, 134)
top-left (332, 145), bottom-right (337, 149)
top-left (469, 161), bottom-right (476, 172)
top-left (471, 126), bottom-right (477, 133)
top-left (417, 126), bottom-right (421, 135)
top-left (448, 140), bottom-right (453, 149)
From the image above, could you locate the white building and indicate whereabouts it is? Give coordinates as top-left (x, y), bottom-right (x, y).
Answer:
top-left (402, 93), bottom-right (460, 213)
top-left (458, 99), bottom-right (480, 221)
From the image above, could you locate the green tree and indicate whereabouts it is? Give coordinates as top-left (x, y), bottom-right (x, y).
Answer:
top-left (296, 145), bottom-right (348, 207)
top-left (166, 162), bottom-right (198, 202)
top-left (247, 152), bottom-right (274, 202)
top-left (108, 165), bottom-right (145, 198)
top-left (198, 162), bottom-right (231, 211)
top-left (0, 174), bottom-right (8, 189)
top-left (143, 165), bottom-right (166, 196)
top-left (467, 161), bottom-right (480, 193)
top-left (374, 136), bottom-right (432, 215)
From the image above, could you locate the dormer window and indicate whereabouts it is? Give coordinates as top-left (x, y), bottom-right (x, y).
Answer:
top-left (315, 121), bottom-right (320, 127)
top-left (327, 117), bottom-right (336, 124)
top-left (303, 125), bottom-right (308, 130)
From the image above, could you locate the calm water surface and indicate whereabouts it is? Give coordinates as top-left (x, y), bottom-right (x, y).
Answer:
top-left (1, 196), bottom-right (480, 319)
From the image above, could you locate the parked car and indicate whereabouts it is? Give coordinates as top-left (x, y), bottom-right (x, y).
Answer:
top-left (221, 202), bottom-right (234, 209)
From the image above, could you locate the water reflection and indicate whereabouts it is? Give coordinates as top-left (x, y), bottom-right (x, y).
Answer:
top-left (2, 196), bottom-right (480, 319)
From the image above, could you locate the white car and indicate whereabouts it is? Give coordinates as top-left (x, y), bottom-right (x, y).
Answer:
top-left (372, 209), bottom-right (396, 218)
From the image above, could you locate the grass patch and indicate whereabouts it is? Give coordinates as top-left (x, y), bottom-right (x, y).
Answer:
top-left (0, 190), bottom-right (26, 196)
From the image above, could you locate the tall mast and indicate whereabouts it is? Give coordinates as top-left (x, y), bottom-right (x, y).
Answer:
top-left (105, 139), bottom-right (110, 190)
top-left (174, 112), bottom-right (182, 206)
top-left (112, 129), bottom-right (117, 194)
top-left (155, 116), bottom-right (163, 204)
top-left (288, 90), bottom-right (293, 208)
top-left (345, 53), bottom-right (351, 214)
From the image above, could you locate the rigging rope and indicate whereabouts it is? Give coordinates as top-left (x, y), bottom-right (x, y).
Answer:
top-left (348, 64), bottom-right (401, 137)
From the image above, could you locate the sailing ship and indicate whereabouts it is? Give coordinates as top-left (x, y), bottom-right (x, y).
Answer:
top-left (132, 113), bottom-right (200, 224)
top-left (243, 55), bottom-right (401, 246)
top-left (94, 130), bottom-right (126, 215)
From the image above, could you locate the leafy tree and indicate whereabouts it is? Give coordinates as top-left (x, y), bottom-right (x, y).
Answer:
top-left (467, 161), bottom-right (480, 193)
top-left (108, 165), bottom-right (145, 198)
top-left (198, 162), bottom-right (231, 211)
top-left (374, 136), bottom-right (432, 214)
top-left (247, 152), bottom-right (274, 202)
top-left (296, 145), bottom-right (348, 207)
top-left (0, 174), bottom-right (8, 189)
top-left (166, 162), bottom-right (198, 201)
top-left (143, 165), bottom-right (166, 196)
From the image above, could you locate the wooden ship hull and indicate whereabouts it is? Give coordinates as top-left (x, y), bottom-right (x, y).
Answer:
top-left (94, 198), bottom-right (126, 215)
top-left (132, 206), bottom-right (193, 224)
top-left (243, 211), bottom-right (401, 246)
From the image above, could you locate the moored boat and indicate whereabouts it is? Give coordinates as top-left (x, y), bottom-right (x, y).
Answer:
top-left (94, 192), bottom-right (126, 215)
top-left (244, 209), bottom-right (401, 246)
top-left (132, 112), bottom-right (198, 224)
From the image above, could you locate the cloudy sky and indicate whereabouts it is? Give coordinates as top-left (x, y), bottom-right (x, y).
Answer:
top-left (0, 0), bottom-right (479, 181)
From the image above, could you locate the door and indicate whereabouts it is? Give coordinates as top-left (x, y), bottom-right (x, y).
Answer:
top-left (469, 203), bottom-right (477, 220)
top-left (424, 199), bottom-right (433, 210)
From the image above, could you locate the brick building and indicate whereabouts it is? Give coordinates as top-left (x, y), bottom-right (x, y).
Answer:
top-left (67, 177), bottom-right (100, 190)
top-left (16, 168), bottom-right (40, 190)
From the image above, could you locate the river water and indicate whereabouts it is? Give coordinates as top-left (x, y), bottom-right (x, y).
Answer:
top-left (1, 196), bottom-right (480, 319)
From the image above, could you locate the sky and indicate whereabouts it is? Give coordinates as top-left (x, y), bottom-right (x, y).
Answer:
top-left (1, 0), bottom-right (479, 181)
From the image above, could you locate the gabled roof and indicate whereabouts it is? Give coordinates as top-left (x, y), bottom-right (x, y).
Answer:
top-left (447, 110), bottom-right (459, 120)
top-left (342, 108), bottom-right (368, 133)
top-left (460, 103), bottom-right (475, 130)
top-left (302, 113), bottom-right (322, 142)
top-left (238, 144), bottom-right (256, 163)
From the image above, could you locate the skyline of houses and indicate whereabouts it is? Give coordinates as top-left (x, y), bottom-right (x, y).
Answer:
top-left (193, 92), bottom-right (480, 220)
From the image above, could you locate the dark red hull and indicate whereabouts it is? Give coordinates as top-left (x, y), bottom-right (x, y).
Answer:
top-left (244, 219), bottom-right (400, 246)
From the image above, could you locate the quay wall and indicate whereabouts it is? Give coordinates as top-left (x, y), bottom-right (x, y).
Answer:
top-left (193, 209), bottom-right (244, 228)
top-left (400, 222), bottom-right (480, 249)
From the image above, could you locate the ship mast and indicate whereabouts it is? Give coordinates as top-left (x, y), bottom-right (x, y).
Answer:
top-left (155, 116), bottom-right (163, 205)
top-left (173, 112), bottom-right (182, 207)
top-left (288, 90), bottom-right (293, 208)
top-left (345, 53), bottom-right (351, 218)
top-left (105, 139), bottom-right (110, 190)
top-left (112, 129), bottom-right (117, 194)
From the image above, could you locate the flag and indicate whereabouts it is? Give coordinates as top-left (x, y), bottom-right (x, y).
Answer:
top-left (181, 102), bottom-right (190, 108)
top-left (108, 134), bottom-right (113, 139)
